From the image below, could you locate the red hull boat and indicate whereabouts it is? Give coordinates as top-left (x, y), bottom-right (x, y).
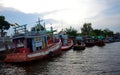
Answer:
top-left (61, 39), bottom-right (73, 51)
top-left (96, 40), bottom-right (105, 46)
top-left (4, 20), bottom-right (62, 63)
top-left (4, 40), bottom-right (62, 62)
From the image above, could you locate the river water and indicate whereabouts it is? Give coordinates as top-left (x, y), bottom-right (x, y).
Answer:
top-left (0, 42), bottom-right (120, 75)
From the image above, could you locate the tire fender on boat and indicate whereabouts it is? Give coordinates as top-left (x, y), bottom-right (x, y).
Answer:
top-left (48, 51), bottom-right (54, 57)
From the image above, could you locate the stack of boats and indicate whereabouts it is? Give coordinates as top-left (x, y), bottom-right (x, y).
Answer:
top-left (4, 19), bottom-right (74, 63)
top-left (72, 36), bottom-right (106, 50)
top-left (3, 25), bottom-right (109, 63)
top-left (3, 19), bottom-right (116, 63)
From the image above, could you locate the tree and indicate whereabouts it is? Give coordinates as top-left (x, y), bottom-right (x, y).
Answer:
top-left (103, 29), bottom-right (114, 37)
top-left (0, 16), bottom-right (10, 50)
top-left (91, 29), bottom-right (104, 36)
top-left (65, 26), bottom-right (78, 37)
top-left (0, 16), bottom-right (10, 37)
top-left (81, 23), bottom-right (93, 36)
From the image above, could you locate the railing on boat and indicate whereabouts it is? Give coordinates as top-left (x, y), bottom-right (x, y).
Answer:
top-left (13, 31), bottom-right (47, 37)
top-left (13, 24), bottom-right (47, 37)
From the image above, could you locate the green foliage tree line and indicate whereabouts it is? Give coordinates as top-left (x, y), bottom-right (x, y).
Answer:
top-left (64, 23), bottom-right (115, 38)
top-left (0, 16), bottom-right (10, 37)
top-left (65, 26), bottom-right (78, 37)
top-left (81, 23), bottom-right (114, 37)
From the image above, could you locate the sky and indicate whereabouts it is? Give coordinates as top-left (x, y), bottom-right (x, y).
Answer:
top-left (0, 0), bottom-right (120, 35)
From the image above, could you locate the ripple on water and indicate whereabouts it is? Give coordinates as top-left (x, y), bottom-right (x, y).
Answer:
top-left (0, 42), bottom-right (120, 75)
top-left (0, 63), bottom-right (26, 75)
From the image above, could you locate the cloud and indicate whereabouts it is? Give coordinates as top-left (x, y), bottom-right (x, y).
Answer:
top-left (0, 6), bottom-right (61, 35)
top-left (0, 0), bottom-right (120, 34)
top-left (101, 0), bottom-right (120, 15)
top-left (88, 0), bottom-right (120, 32)
top-left (0, 0), bottom-right (75, 13)
top-left (91, 13), bottom-right (120, 32)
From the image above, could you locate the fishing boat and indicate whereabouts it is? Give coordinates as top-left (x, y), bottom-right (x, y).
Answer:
top-left (96, 40), bottom-right (105, 46)
top-left (73, 36), bottom-right (85, 50)
top-left (85, 38), bottom-right (95, 47)
top-left (4, 20), bottom-right (62, 63)
top-left (85, 42), bottom-right (95, 47)
top-left (59, 31), bottom-right (73, 51)
top-left (73, 44), bottom-right (85, 50)
top-left (73, 41), bottom-right (86, 50)
top-left (61, 39), bottom-right (73, 51)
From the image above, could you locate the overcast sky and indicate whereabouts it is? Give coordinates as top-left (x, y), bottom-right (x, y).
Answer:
top-left (0, 0), bottom-right (120, 35)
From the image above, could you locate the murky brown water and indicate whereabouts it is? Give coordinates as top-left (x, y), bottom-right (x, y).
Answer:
top-left (0, 42), bottom-right (120, 75)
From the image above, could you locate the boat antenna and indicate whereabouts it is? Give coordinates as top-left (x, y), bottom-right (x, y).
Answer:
top-left (36, 18), bottom-right (43, 31)
top-left (44, 22), bottom-right (46, 31)
top-left (37, 18), bottom-right (43, 25)
top-left (50, 23), bottom-right (53, 32)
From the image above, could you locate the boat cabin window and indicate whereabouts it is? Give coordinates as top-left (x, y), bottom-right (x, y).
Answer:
top-left (36, 46), bottom-right (42, 50)
top-left (13, 38), bottom-right (24, 47)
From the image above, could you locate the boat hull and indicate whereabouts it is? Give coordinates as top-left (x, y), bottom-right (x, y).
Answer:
top-left (85, 42), bottom-right (95, 47)
top-left (61, 39), bottom-right (73, 51)
top-left (96, 41), bottom-right (105, 46)
top-left (4, 40), bottom-right (62, 63)
top-left (73, 45), bottom-right (85, 50)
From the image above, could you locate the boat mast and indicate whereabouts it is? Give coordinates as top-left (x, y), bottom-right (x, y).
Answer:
top-left (38, 18), bottom-right (42, 25)
top-left (43, 22), bottom-right (46, 32)
top-left (36, 18), bottom-right (43, 31)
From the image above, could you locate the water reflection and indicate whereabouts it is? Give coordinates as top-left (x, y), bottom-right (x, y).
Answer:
top-left (0, 42), bottom-right (120, 75)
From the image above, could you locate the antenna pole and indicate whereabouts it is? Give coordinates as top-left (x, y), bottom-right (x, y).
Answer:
top-left (37, 18), bottom-right (43, 25)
